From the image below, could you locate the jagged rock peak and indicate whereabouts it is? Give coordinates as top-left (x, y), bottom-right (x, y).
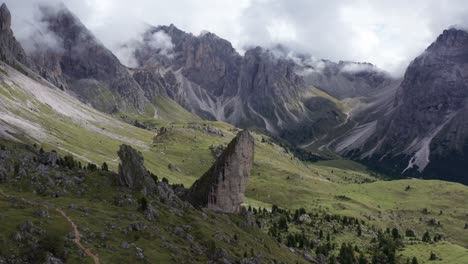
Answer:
top-left (186, 130), bottom-right (255, 213)
top-left (38, 2), bottom-right (98, 49)
top-left (28, 2), bottom-right (149, 113)
top-left (117, 144), bottom-right (155, 196)
top-left (0, 3), bottom-right (11, 31)
top-left (336, 27), bottom-right (468, 184)
top-left (429, 28), bottom-right (468, 49)
top-left (0, 3), bottom-right (30, 67)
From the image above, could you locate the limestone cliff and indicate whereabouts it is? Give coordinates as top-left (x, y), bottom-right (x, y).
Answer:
top-left (186, 130), bottom-right (254, 213)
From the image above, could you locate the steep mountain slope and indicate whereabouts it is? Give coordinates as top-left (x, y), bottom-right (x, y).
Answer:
top-left (129, 25), bottom-right (347, 145)
top-left (27, 3), bottom-right (149, 114)
top-left (332, 28), bottom-right (468, 184)
top-left (0, 141), bottom-right (309, 264)
top-left (1, 31), bottom-right (468, 263)
top-left (302, 77), bottom-right (402, 157)
top-left (10, 3), bottom-right (349, 145)
top-left (0, 3), bottom-right (30, 68)
top-left (0, 61), bottom-right (153, 164)
top-left (1, 2), bottom-right (468, 263)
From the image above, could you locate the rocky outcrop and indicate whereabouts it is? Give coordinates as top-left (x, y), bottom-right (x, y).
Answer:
top-left (38, 151), bottom-right (60, 166)
top-left (0, 3), bottom-right (30, 67)
top-left (117, 144), bottom-right (155, 195)
top-left (186, 130), bottom-right (254, 213)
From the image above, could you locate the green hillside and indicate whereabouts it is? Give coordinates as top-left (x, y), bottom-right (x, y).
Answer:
top-left (0, 63), bottom-right (467, 263)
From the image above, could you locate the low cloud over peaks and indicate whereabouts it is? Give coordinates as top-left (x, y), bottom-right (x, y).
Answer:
top-left (5, 0), bottom-right (468, 75)
top-left (116, 29), bottom-right (175, 68)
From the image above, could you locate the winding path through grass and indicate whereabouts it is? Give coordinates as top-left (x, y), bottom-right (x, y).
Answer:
top-left (0, 188), bottom-right (100, 264)
top-left (55, 208), bottom-right (100, 264)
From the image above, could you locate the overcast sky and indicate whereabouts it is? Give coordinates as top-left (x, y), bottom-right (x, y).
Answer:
top-left (6, 0), bottom-right (468, 75)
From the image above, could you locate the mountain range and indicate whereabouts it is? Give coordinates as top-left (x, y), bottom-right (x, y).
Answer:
top-left (1, 2), bottom-right (467, 185)
top-left (330, 28), bottom-right (468, 184)
top-left (2, 2), bottom-right (468, 263)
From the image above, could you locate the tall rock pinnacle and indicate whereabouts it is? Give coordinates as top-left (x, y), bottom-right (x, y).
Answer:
top-left (0, 3), bottom-right (11, 31)
top-left (117, 144), bottom-right (155, 196)
top-left (186, 130), bottom-right (255, 213)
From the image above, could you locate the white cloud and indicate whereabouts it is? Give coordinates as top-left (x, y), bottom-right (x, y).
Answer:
top-left (266, 20), bottom-right (297, 43)
top-left (5, 0), bottom-right (468, 75)
top-left (147, 31), bottom-right (175, 57)
top-left (114, 29), bottom-right (175, 67)
top-left (340, 63), bottom-right (377, 74)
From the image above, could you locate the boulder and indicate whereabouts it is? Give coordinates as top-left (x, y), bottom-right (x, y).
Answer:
top-left (143, 205), bottom-right (159, 221)
top-left (156, 181), bottom-right (181, 206)
top-left (127, 221), bottom-right (147, 232)
top-left (117, 144), bottom-right (155, 195)
top-left (38, 151), bottom-right (60, 166)
top-left (0, 167), bottom-right (7, 182)
top-left (298, 214), bottom-right (311, 223)
top-left (44, 254), bottom-right (64, 264)
top-left (186, 130), bottom-right (254, 213)
top-left (121, 241), bottom-right (130, 249)
top-left (240, 258), bottom-right (261, 264)
top-left (135, 247), bottom-right (145, 260)
top-left (239, 206), bottom-right (256, 227)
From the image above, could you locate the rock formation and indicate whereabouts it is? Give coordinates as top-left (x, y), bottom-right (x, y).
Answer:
top-left (334, 28), bottom-right (468, 184)
top-left (0, 3), bottom-right (30, 67)
top-left (0, 3), bottom-right (10, 30)
top-left (117, 144), bottom-right (155, 195)
top-left (28, 3), bottom-right (149, 113)
top-left (38, 151), bottom-right (60, 166)
top-left (186, 130), bottom-right (255, 213)
top-left (131, 25), bottom-right (347, 145)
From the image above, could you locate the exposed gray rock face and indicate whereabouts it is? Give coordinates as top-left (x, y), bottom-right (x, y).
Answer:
top-left (132, 26), bottom-right (346, 145)
top-left (2, 2), bottom-right (346, 146)
top-left (143, 204), bottom-right (159, 221)
top-left (28, 3), bottom-right (149, 113)
top-left (0, 3), bottom-right (10, 30)
top-left (334, 28), bottom-right (468, 184)
top-left (132, 68), bottom-right (179, 102)
top-left (135, 247), bottom-right (145, 260)
top-left (0, 167), bottom-right (7, 182)
top-left (117, 144), bottom-right (155, 195)
top-left (186, 130), bottom-right (254, 213)
top-left (155, 181), bottom-right (183, 207)
top-left (44, 254), bottom-right (64, 264)
top-left (208, 247), bottom-right (232, 264)
top-left (135, 25), bottom-right (241, 98)
top-left (1, 2), bottom-right (395, 151)
top-left (38, 151), bottom-right (59, 166)
top-left (0, 3), bottom-right (30, 67)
